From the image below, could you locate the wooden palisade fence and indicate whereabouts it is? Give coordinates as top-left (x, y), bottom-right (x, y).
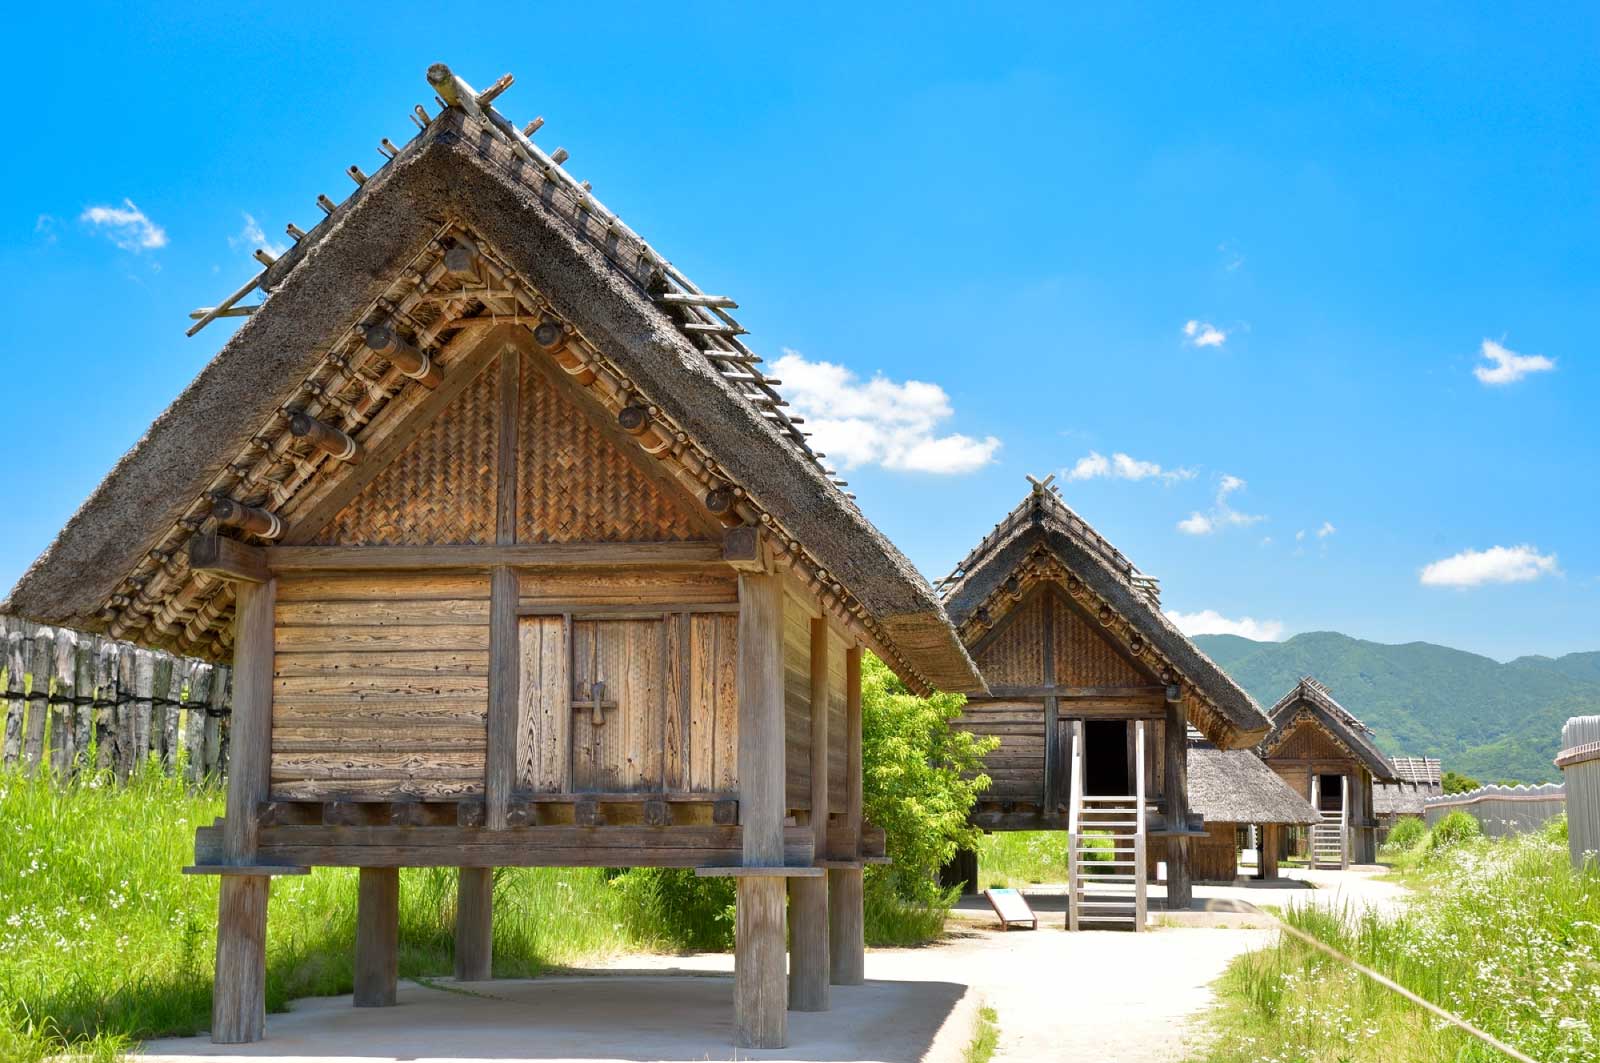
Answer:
top-left (1423, 782), bottom-right (1566, 838)
top-left (1, 613), bottom-right (232, 782)
top-left (1557, 715), bottom-right (1600, 871)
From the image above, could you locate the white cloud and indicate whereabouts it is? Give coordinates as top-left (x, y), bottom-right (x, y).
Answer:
top-left (770, 350), bottom-right (1000, 475)
top-left (1183, 319), bottom-right (1227, 348)
top-left (1064, 450), bottom-right (1194, 484)
top-left (1167, 608), bottom-right (1286, 642)
top-left (80, 198), bottom-right (167, 251)
top-left (230, 212), bottom-right (288, 258)
top-left (1419, 544), bottom-right (1559, 589)
top-left (1178, 474), bottom-right (1263, 535)
top-left (1295, 529), bottom-right (1307, 542)
top-left (1473, 339), bottom-right (1554, 386)
top-left (1316, 521), bottom-right (1336, 539)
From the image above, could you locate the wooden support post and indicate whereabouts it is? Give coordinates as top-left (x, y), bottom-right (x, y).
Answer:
top-left (1261, 824), bottom-right (1281, 879)
top-left (734, 570), bottom-right (786, 1047)
top-left (454, 867), bottom-right (494, 981)
top-left (1163, 696), bottom-right (1191, 911)
top-left (736, 877), bottom-right (787, 1049)
top-left (788, 618), bottom-right (830, 1011)
top-left (788, 875), bottom-right (829, 1011)
top-left (354, 868), bottom-right (399, 1007)
top-left (737, 571), bottom-right (784, 865)
top-left (484, 567), bottom-right (518, 830)
top-left (828, 866), bottom-right (864, 986)
top-left (211, 578), bottom-right (275, 1045)
top-left (212, 876), bottom-right (270, 1044)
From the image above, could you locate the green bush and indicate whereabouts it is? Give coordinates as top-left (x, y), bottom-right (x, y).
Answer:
top-left (607, 868), bottom-right (735, 951)
top-left (860, 654), bottom-right (996, 907)
top-left (1384, 816), bottom-right (1427, 851)
top-left (1541, 812), bottom-right (1569, 845)
top-left (1429, 809), bottom-right (1482, 849)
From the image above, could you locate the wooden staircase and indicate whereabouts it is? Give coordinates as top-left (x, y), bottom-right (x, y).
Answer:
top-left (1309, 775), bottom-right (1349, 869)
top-left (1066, 720), bottom-right (1148, 931)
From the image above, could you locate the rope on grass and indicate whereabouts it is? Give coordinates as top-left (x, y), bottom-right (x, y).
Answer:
top-left (1266, 913), bottom-right (1538, 1063)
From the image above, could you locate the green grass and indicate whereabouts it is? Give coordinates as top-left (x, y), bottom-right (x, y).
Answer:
top-left (975, 831), bottom-right (1120, 889)
top-left (0, 764), bottom-right (959, 1060)
top-left (963, 1004), bottom-right (999, 1063)
top-left (1197, 818), bottom-right (1600, 1062)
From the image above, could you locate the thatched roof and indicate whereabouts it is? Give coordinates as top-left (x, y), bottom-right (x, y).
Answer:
top-left (1188, 739), bottom-right (1320, 825)
top-left (938, 481), bottom-right (1269, 749)
top-left (1262, 677), bottom-right (1399, 782)
top-left (1, 65), bottom-right (982, 696)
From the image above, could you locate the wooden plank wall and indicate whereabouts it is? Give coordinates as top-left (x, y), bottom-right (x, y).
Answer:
top-left (270, 572), bottom-right (492, 800)
top-left (954, 701), bottom-right (1045, 800)
top-left (783, 594), bottom-right (812, 810)
top-left (0, 614), bottom-right (232, 782)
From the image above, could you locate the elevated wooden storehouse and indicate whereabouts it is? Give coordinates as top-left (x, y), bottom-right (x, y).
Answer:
top-left (1, 65), bottom-right (983, 1049)
top-left (1186, 734), bottom-right (1319, 881)
top-left (938, 478), bottom-right (1270, 927)
top-left (1259, 677), bottom-right (1398, 867)
top-left (1373, 755), bottom-right (1442, 844)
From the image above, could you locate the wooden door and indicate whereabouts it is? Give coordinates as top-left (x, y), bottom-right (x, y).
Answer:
top-left (570, 619), bottom-right (666, 792)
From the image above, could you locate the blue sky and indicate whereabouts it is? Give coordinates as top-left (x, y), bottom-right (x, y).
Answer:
top-left (2, 4), bottom-right (1594, 661)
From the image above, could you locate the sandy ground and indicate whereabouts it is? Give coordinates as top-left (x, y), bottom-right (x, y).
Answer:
top-left (137, 869), bottom-right (1408, 1063)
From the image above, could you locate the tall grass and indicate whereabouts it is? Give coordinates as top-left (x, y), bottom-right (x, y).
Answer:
top-left (0, 766), bottom-right (638, 1062)
top-left (1199, 819), bottom-right (1600, 1062)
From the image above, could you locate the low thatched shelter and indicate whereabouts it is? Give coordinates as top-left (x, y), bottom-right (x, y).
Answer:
top-left (1259, 677), bottom-right (1399, 867)
top-left (938, 477), bottom-right (1270, 926)
top-left (2, 64), bottom-right (983, 1050)
top-left (1374, 755), bottom-right (1442, 844)
top-left (1186, 737), bottom-right (1318, 880)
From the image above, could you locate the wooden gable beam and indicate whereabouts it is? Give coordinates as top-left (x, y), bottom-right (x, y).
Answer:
top-left (189, 533), bottom-right (270, 584)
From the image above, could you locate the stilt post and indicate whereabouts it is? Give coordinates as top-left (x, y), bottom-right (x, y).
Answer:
top-left (354, 867), bottom-right (400, 1007)
top-left (789, 618), bottom-right (831, 1011)
top-left (734, 569), bottom-right (787, 1048)
top-left (455, 867), bottom-right (494, 981)
top-left (1163, 693), bottom-right (1192, 911)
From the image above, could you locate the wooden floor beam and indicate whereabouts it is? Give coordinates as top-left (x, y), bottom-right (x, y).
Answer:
top-left (354, 868), bottom-right (399, 1007)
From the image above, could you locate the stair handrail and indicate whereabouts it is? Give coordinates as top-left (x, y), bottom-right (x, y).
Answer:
top-left (1066, 718), bottom-right (1084, 932)
top-left (1340, 774), bottom-right (1351, 870)
top-left (1134, 719), bottom-right (1148, 931)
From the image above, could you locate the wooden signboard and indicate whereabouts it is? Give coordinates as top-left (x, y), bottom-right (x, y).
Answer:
top-left (984, 887), bottom-right (1038, 930)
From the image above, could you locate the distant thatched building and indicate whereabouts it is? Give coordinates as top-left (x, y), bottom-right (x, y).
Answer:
top-left (1260, 677), bottom-right (1399, 866)
top-left (1186, 735), bottom-right (1318, 881)
top-left (1373, 755), bottom-right (1442, 844)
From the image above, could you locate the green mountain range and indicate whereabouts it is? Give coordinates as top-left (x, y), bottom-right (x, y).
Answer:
top-left (1193, 631), bottom-right (1600, 783)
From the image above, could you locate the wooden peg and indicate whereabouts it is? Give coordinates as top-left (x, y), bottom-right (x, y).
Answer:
top-left (286, 223), bottom-right (307, 242)
top-left (316, 195), bottom-right (336, 214)
top-left (476, 73), bottom-right (514, 107)
top-left (522, 116), bottom-right (544, 136)
top-left (252, 249), bottom-right (276, 268)
top-left (550, 147), bottom-right (570, 166)
top-left (347, 165), bottom-right (369, 186)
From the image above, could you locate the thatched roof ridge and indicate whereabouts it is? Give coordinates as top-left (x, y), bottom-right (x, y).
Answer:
top-left (940, 483), bottom-right (1268, 748)
top-left (2, 86), bottom-right (981, 695)
top-left (1188, 740), bottom-right (1320, 825)
top-left (1263, 677), bottom-right (1398, 781)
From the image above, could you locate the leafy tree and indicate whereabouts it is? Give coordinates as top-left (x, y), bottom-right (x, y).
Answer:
top-left (861, 653), bottom-right (997, 905)
top-left (1442, 770), bottom-right (1481, 795)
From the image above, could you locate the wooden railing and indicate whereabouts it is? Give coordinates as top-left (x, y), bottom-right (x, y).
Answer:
top-left (0, 614), bottom-right (231, 782)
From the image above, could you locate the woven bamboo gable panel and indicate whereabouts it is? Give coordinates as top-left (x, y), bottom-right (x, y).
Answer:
top-left (1273, 714), bottom-right (1358, 765)
top-left (516, 354), bottom-right (701, 543)
top-left (974, 592), bottom-right (1048, 686)
top-left (269, 572), bottom-right (492, 800)
top-left (1051, 592), bottom-right (1147, 687)
top-left (314, 361), bottom-right (500, 546)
